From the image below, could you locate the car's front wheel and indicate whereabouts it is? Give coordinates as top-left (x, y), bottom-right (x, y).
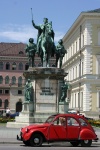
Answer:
top-left (81, 140), bottom-right (92, 147)
top-left (23, 140), bottom-right (30, 146)
top-left (29, 133), bottom-right (43, 147)
top-left (70, 141), bottom-right (80, 147)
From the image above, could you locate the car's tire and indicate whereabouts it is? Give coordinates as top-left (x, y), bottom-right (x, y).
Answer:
top-left (29, 133), bottom-right (43, 147)
top-left (81, 140), bottom-right (92, 147)
top-left (70, 141), bottom-right (80, 147)
top-left (23, 140), bottom-right (30, 146)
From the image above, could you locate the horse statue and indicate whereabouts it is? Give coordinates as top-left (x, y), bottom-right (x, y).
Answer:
top-left (25, 38), bottom-right (37, 67)
top-left (39, 22), bottom-right (55, 67)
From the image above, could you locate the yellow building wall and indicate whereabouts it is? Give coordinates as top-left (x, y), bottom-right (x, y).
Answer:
top-left (91, 85), bottom-right (97, 111)
top-left (92, 55), bottom-right (96, 74)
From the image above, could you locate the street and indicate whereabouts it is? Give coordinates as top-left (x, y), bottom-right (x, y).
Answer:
top-left (0, 142), bottom-right (100, 150)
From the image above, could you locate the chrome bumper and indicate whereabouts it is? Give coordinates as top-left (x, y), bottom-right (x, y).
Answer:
top-left (17, 135), bottom-right (22, 141)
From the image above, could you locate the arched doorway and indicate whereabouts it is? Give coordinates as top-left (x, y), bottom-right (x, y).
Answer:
top-left (16, 101), bottom-right (22, 112)
top-left (4, 99), bottom-right (9, 109)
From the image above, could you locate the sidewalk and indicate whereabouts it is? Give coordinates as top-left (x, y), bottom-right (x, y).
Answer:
top-left (0, 124), bottom-right (100, 144)
top-left (0, 124), bottom-right (22, 144)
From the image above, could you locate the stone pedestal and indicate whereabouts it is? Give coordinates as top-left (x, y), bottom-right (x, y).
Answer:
top-left (7, 101), bottom-right (34, 128)
top-left (7, 67), bottom-right (68, 128)
top-left (59, 98), bottom-right (70, 113)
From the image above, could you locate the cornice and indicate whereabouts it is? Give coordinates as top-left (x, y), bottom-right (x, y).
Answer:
top-left (0, 56), bottom-right (28, 61)
top-left (63, 12), bottom-right (100, 42)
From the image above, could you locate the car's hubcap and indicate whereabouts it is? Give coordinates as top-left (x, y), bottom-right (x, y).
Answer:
top-left (34, 138), bottom-right (39, 144)
top-left (84, 140), bottom-right (89, 144)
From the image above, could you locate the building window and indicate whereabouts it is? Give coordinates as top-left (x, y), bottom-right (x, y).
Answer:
top-left (0, 99), bottom-right (2, 107)
top-left (83, 35), bottom-right (84, 47)
top-left (12, 62), bottom-right (16, 70)
top-left (25, 63), bottom-right (29, 70)
top-left (19, 51), bottom-right (24, 54)
top-left (98, 91), bottom-right (100, 108)
top-left (18, 76), bottom-right (22, 86)
top-left (0, 76), bottom-right (3, 84)
top-left (0, 62), bottom-right (3, 70)
top-left (5, 76), bottom-right (9, 84)
top-left (5, 90), bottom-right (9, 94)
top-left (16, 101), bottom-right (22, 112)
top-left (18, 90), bottom-right (22, 95)
top-left (18, 62), bottom-right (23, 70)
top-left (0, 90), bottom-right (3, 94)
top-left (80, 92), bottom-right (83, 108)
top-left (78, 92), bottom-right (80, 108)
top-left (82, 62), bottom-right (84, 75)
top-left (73, 44), bottom-right (75, 54)
top-left (12, 76), bottom-right (16, 84)
top-left (76, 66), bottom-right (77, 78)
top-left (75, 93), bottom-right (76, 108)
top-left (76, 41), bottom-right (77, 52)
top-left (4, 99), bottom-right (9, 109)
top-left (6, 62), bottom-right (10, 70)
top-left (73, 68), bottom-right (74, 80)
top-left (52, 64), bottom-right (56, 67)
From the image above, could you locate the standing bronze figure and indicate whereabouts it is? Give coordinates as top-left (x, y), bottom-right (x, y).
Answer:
top-left (56, 39), bottom-right (67, 68)
top-left (25, 38), bottom-right (37, 67)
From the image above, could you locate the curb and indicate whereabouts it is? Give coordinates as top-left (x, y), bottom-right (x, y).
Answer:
top-left (0, 141), bottom-right (100, 145)
top-left (0, 141), bottom-right (23, 144)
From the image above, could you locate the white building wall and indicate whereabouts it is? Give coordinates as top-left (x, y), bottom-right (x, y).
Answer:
top-left (83, 84), bottom-right (91, 111)
top-left (85, 21), bottom-right (92, 45)
top-left (84, 48), bottom-right (92, 74)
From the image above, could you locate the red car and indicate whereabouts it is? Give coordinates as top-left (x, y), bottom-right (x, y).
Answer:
top-left (17, 113), bottom-right (98, 147)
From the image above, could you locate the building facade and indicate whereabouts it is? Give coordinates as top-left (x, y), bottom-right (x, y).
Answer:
top-left (62, 9), bottom-right (100, 119)
top-left (0, 43), bottom-right (27, 113)
top-left (0, 42), bottom-right (56, 114)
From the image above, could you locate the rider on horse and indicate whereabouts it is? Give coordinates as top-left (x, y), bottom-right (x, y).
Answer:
top-left (32, 18), bottom-right (49, 55)
top-left (32, 18), bottom-right (55, 66)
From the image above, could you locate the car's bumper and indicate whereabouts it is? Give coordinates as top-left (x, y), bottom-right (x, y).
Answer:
top-left (17, 134), bottom-right (22, 141)
top-left (93, 137), bottom-right (99, 142)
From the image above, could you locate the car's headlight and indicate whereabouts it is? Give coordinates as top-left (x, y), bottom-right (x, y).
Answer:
top-left (20, 127), bottom-right (23, 132)
top-left (25, 128), bottom-right (29, 133)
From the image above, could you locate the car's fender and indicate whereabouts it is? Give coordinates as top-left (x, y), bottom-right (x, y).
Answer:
top-left (79, 128), bottom-right (96, 140)
top-left (23, 127), bottom-right (48, 141)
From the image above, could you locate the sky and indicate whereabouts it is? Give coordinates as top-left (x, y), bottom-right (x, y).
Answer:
top-left (0, 0), bottom-right (100, 44)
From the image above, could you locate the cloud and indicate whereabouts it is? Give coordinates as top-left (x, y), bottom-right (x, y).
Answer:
top-left (0, 24), bottom-right (37, 43)
top-left (0, 24), bottom-right (64, 43)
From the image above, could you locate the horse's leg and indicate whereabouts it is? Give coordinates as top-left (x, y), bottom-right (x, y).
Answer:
top-left (46, 52), bottom-right (51, 67)
top-left (29, 57), bottom-right (32, 67)
top-left (41, 42), bottom-right (46, 62)
top-left (32, 57), bottom-right (34, 67)
top-left (56, 55), bottom-right (59, 67)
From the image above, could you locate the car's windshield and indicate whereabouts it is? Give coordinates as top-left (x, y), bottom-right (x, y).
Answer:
top-left (45, 116), bottom-right (55, 123)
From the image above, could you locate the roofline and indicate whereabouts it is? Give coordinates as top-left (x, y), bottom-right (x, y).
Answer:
top-left (63, 11), bottom-right (100, 42)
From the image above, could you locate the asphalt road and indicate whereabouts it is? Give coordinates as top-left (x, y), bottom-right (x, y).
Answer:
top-left (0, 143), bottom-right (100, 150)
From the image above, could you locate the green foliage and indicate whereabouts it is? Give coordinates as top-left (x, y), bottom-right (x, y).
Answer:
top-left (0, 117), bottom-right (15, 123)
top-left (88, 119), bottom-right (100, 127)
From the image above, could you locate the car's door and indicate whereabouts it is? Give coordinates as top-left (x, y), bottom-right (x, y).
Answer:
top-left (48, 116), bottom-right (67, 140)
top-left (66, 117), bottom-right (80, 139)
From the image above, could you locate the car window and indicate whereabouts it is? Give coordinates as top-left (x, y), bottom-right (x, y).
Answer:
top-left (67, 117), bottom-right (79, 126)
top-left (45, 116), bottom-right (55, 123)
top-left (53, 117), bottom-right (66, 126)
top-left (79, 118), bottom-right (88, 126)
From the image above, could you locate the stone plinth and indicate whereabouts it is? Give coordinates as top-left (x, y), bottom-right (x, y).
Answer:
top-left (59, 100), bottom-right (70, 114)
top-left (7, 101), bottom-right (34, 128)
top-left (7, 67), bottom-right (68, 128)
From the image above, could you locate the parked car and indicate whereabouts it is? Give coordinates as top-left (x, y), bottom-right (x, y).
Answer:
top-left (17, 113), bottom-right (98, 147)
top-left (10, 112), bottom-right (19, 118)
